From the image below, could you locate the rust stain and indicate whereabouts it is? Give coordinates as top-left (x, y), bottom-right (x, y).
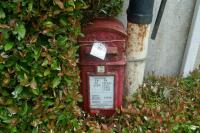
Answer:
top-left (126, 23), bottom-right (136, 55)
top-left (127, 23), bottom-right (148, 54)
top-left (124, 76), bottom-right (131, 98)
top-left (137, 24), bottom-right (148, 51)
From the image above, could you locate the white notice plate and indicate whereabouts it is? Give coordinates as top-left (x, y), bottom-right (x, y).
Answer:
top-left (89, 76), bottom-right (114, 109)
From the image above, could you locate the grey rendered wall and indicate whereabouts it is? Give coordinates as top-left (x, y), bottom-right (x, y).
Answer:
top-left (118, 0), bottom-right (129, 27)
top-left (195, 47), bottom-right (200, 69)
top-left (118, 0), bottom-right (196, 76)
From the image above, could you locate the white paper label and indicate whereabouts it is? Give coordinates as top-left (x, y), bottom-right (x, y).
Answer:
top-left (90, 42), bottom-right (107, 60)
top-left (89, 76), bottom-right (114, 109)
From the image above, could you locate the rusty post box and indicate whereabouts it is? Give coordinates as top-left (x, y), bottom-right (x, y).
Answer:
top-left (78, 18), bottom-right (127, 116)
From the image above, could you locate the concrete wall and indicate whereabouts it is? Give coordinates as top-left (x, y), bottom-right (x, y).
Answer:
top-left (195, 47), bottom-right (200, 69)
top-left (118, 0), bottom-right (196, 76)
top-left (118, 0), bottom-right (129, 28)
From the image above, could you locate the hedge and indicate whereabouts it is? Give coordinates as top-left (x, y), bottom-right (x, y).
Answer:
top-left (0, 0), bottom-right (123, 132)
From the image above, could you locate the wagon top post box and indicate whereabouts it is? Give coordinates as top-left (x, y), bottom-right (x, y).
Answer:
top-left (78, 18), bottom-right (127, 116)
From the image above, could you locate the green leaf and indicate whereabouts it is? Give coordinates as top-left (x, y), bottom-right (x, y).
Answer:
top-left (42, 59), bottom-right (48, 66)
top-left (4, 42), bottom-right (14, 51)
top-left (1, 30), bottom-right (9, 40)
top-left (33, 48), bottom-right (41, 61)
top-left (0, 64), bottom-right (4, 70)
top-left (28, 2), bottom-right (33, 12)
top-left (0, 8), bottom-right (5, 19)
top-left (19, 73), bottom-right (29, 86)
top-left (21, 102), bottom-right (28, 115)
top-left (6, 99), bottom-right (13, 105)
top-left (43, 100), bottom-right (54, 107)
top-left (8, 125), bottom-right (17, 132)
top-left (43, 21), bottom-right (54, 28)
top-left (51, 59), bottom-right (61, 70)
top-left (57, 35), bottom-right (67, 46)
top-left (44, 69), bottom-right (50, 76)
top-left (15, 64), bottom-right (21, 71)
top-left (66, 1), bottom-right (75, 7)
top-left (32, 88), bottom-right (40, 95)
top-left (52, 76), bottom-right (61, 88)
top-left (57, 114), bottom-right (66, 124)
top-left (59, 17), bottom-right (68, 26)
top-left (32, 127), bottom-right (39, 133)
top-left (14, 23), bottom-right (26, 40)
top-left (12, 86), bottom-right (23, 98)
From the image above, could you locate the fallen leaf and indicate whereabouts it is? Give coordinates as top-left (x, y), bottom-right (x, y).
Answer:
top-left (7, 106), bottom-right (19, 115)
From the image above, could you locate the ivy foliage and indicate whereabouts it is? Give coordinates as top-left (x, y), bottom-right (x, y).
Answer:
top-left (79, 69), bottom-right (200, 132)
top-left (83, 0), bottom-right (123, 22)
top-left (0, 1), bottom-right (199, 132)
top-left (0, 0), bottom-right (123, 132)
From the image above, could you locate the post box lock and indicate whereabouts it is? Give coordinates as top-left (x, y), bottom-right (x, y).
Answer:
top-left (97, 66), bottom-right (105, 73)
top-left (78, 18), bottom-right (127, 116)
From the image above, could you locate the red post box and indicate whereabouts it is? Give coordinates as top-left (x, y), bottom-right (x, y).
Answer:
top-left (78, 18), bottom-right (127, 116)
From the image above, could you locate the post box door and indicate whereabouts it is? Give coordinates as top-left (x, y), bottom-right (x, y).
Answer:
top-left (80, 65), bottom-right (124, 116)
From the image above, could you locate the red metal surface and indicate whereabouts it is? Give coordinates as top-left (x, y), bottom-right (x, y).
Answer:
top-left (78, 18), bottom-right (127, 116)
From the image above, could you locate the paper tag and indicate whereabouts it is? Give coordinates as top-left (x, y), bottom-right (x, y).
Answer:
top-left (90, 42), bottom-right (107, 60)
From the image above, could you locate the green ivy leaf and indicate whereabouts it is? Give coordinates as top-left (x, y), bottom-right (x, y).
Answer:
top-left (0, 8), bottom-right (5, 19)
top-left (52, 76), bottom-right (61, 88)
top-left (12, 86), bottom-right (23, 98)
top-left (4, 42), bottom-right (14, 51)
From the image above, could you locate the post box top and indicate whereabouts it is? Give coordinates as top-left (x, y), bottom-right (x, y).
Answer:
top-left (82, 17), bottom-right (127, 37)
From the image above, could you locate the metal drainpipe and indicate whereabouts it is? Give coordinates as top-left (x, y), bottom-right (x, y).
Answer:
top-left (125, 0), bottom-right (154, 100)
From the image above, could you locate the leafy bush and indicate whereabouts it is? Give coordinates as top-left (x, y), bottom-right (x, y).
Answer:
top-left (1, 0), bottom-right (199, 132)
top-left (83, 0), bottom-right (123, 23)
top-left (0, 0), bottom-right (123, 132)
top-left (77, 69), bottom-right (200, 132)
